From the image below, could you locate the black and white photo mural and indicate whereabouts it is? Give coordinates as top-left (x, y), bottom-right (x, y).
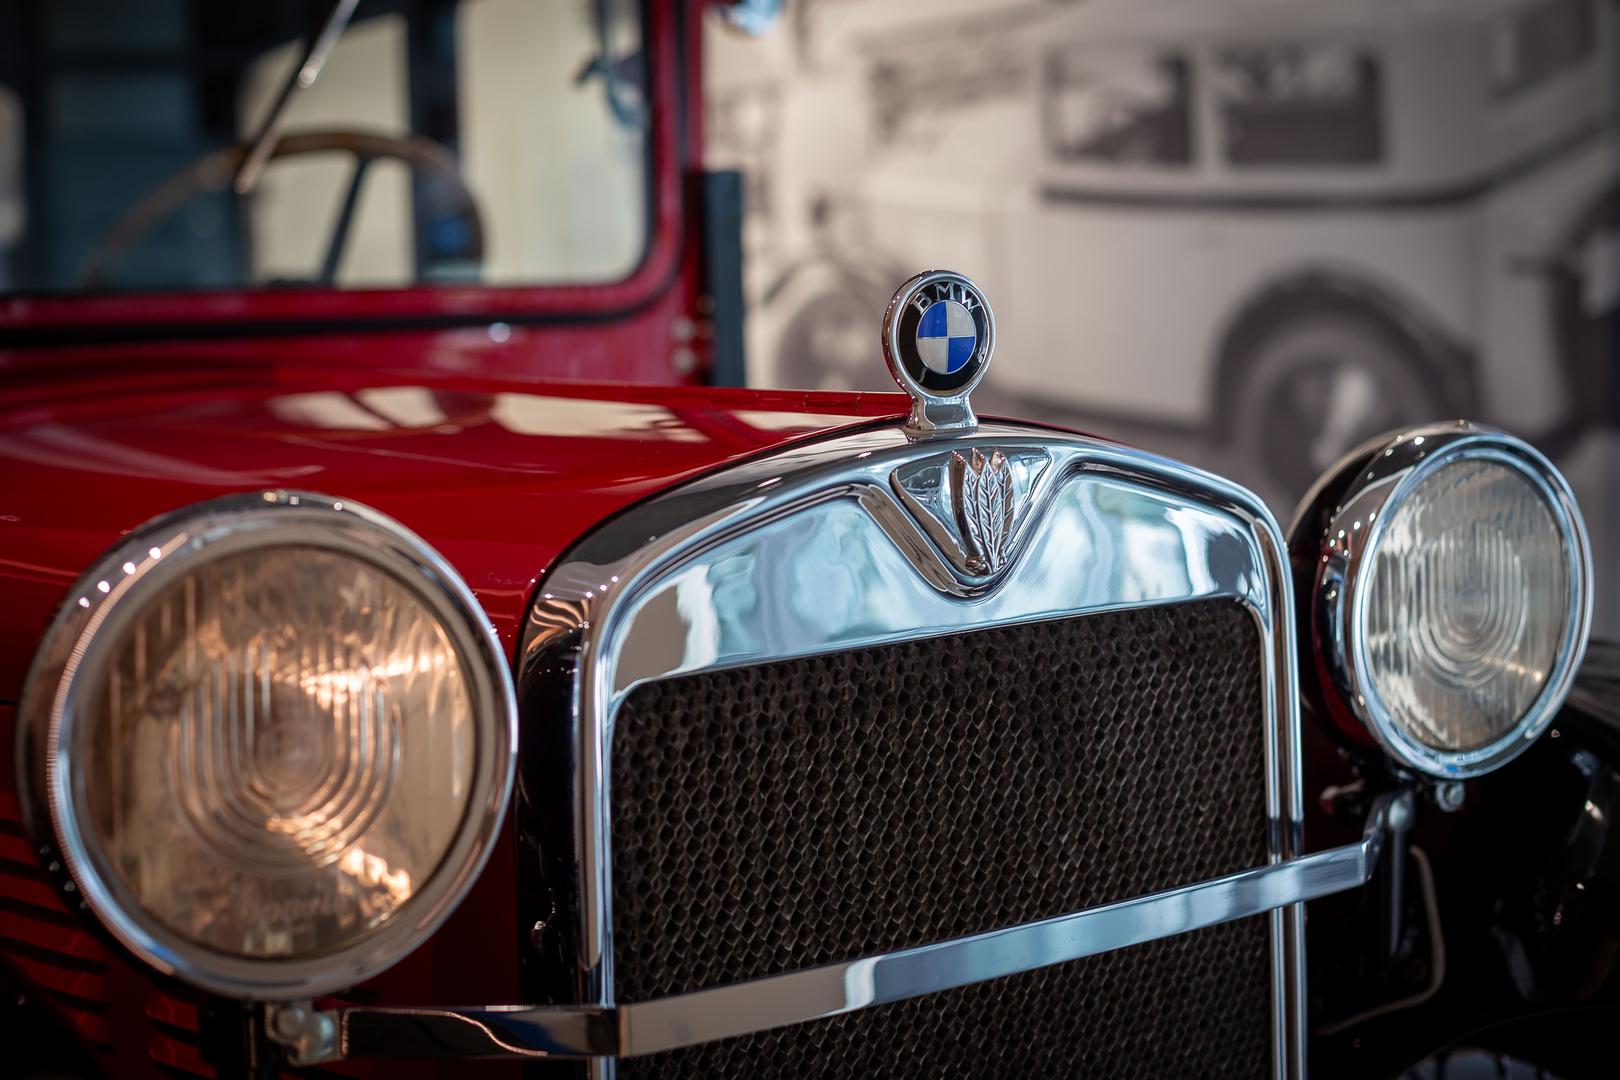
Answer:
top-left (706, 0), bottom-right (1620, 632)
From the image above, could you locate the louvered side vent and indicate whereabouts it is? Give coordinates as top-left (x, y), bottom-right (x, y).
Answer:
top-left (610, 599), bottom-right (1274, 1078)
top-left (1, 764), bottom-right (411, 1079)
top-left (0, 792), bottom-right (213, 1078)
top-left (0, 791), bottom-right (116, 1055)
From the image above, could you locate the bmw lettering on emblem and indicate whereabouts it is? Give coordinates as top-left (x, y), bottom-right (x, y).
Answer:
top-left (882, 269), bottom-right (996, 436)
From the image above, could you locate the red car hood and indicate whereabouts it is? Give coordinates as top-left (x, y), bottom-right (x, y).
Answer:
top-left (0, 359), bottom-right (905, 700)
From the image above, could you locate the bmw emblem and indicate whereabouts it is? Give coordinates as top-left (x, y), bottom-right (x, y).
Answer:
top-left (882, 270), bottom-right (995, 435)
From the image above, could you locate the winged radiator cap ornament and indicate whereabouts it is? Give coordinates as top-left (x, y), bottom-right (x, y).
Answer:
top-left (882, 270), bottom-right (1047, 579)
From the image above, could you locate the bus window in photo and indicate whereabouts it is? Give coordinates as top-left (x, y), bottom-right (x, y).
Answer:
top-left (1216, 44), bottom-right (1383, 167)
top-left (1491, 0), bottom-right (1596, 100)
top-left (1042, 49), bottom-right (1193, 166)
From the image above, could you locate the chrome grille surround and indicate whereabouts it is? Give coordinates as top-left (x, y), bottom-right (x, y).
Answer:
top-left (517, 421), bottom-right (1308, 1078)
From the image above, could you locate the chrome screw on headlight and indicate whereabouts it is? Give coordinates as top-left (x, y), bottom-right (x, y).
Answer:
top-left (1296, 423), bottom-right (1592, 779)
top-left (17, 491), bottom-right (517, 999)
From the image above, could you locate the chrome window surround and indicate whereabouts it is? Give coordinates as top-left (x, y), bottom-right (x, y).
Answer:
top-left (273, 421), bottom-right (1401, 1072)
top-left (14, 491), bottom-right (520, 1001)
top-left (1305, 423), bottom-right (1593, 779)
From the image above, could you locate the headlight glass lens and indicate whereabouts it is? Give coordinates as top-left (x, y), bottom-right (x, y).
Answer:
top-left (78, 545), bottom-right (476, 961)
top-left (1361, 456), bottom-right (1570, 753)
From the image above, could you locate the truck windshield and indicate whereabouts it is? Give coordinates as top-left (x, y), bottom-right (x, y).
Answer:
top-left (0, 0), bottom-right (648, 295)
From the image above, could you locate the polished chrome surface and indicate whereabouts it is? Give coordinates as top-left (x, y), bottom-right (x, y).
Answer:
top-left (267, 999), bottom-right (340, 1064)
top-left (1299, 422), bottom-right (1593, 779)
top-left (277, 796), bottom-right (1400, 1066)
top-left (716, 0), bottom-right (784, 36)
top-left (519, 418), bottom-right (1308, 1077)
top-left (15, 491), bottom-right (519, 1000)
top-left (891, 446), bottom-right (1049, 578)
top-left (881, 269), bottom-right (997, 437)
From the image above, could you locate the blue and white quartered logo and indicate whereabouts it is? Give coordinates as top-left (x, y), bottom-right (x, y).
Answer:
top-left (915, 299), bottom-right (977, 375)
top-left (881, 269), bottom-right (996, 435)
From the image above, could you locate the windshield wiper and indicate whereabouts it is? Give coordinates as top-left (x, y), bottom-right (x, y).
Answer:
top-left (233, 0), bottom-right (362, 195)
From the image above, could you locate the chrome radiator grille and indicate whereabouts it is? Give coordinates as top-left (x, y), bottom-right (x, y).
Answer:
top-left (609, 598), bottom-right (1271, 1077)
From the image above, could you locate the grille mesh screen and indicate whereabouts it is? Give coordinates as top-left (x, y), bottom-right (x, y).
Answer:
top-left (610, 599), bottom-right (1272, 1077)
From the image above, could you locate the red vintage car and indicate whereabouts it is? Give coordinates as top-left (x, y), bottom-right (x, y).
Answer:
top-left (0, 3), bottom-right (1616, 1078)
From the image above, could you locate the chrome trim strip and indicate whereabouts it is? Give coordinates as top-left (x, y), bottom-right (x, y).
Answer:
top-left (286, 796), bottom-right (1399, 1066)
top-left (15, 491), bottom-right (519, 1001)
top-left (518, 420), bottom-right (1308, 1077)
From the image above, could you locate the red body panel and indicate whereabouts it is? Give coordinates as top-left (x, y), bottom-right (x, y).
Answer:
top-left (0, 5), bottom-right (901, 1074)
top-left (0, 348), bottom-right (904, 1076)
top-left (0, 354), bottom-right (903, 699)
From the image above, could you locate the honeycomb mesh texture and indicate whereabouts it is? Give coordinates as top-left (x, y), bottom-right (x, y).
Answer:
top-left (610, 599), bottom-right (1272, 1077)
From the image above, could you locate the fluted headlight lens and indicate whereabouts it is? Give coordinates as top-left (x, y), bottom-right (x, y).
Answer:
top-left (1307, 425), bottom-right (1593, 778)
top-left (1360, 458), bottom-right (1569, 753)
top-left (23, 493), bottom-right (516, 998)
top-left (90, 546), bottom-right (472, 957)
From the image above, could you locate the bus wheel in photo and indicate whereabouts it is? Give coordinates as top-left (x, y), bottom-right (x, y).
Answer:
top-left (774, 287), bottom-right (892, 392)
top-left (1224, 310), bottom-right (1456, 507)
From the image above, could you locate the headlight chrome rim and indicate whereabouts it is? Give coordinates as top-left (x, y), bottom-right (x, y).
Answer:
top-left (1310, 422), bottom-right (1592, 779)
top-left (16, 491), bottom-right (518, 1000)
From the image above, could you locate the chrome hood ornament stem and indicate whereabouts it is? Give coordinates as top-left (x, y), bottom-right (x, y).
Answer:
top-left (881, 269), bottom-right (997, 438)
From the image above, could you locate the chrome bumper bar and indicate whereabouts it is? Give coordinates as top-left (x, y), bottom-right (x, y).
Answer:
top-left (273, 796), bottom-right (1403, 1066)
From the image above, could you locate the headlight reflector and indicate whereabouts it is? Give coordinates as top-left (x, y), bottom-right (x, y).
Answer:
top-left (20, 492), bottom-right (517, 998)
top-left (1361, 456), bottom-right (1571, 754)
top-left (1301, 425), bottom-right (1591, 778)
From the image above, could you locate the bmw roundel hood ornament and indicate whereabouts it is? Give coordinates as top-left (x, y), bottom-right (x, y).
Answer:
top-left (882, 269), bottom-right (996, 437)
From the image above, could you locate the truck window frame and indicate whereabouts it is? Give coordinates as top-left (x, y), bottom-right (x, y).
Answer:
top-left (0, 0), bottom-right (684, 339)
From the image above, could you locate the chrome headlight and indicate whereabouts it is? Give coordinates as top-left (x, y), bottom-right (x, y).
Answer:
top-left (17, 492), bottom-right (517, 999)
top-left (1298, 424), bottom-right (1592, 778)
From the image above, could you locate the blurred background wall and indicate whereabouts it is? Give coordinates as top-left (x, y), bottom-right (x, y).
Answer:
top-left (704, 0), bottom-right (1620, 633)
